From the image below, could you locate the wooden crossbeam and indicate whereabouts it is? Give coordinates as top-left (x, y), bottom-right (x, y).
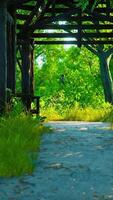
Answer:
top-left (16, 7), bottom-right (113, 17)
top-left (17, 24), bottom-right (113, 30)
top-left (21, 14), bottom-right (113, 34)
top-left (32, 33), bottom-right (113, 39)
top-left (45, 7), bottom-right (113, 13)
top-left (16, 15), bottom-right (113, 26)
top-left (29, 13), bottom-right (78, 31)
top-left (34, 40), bottom-right (113, 45)
top-left (16, 6), bottom-right (113, 21)
top-left (8, 0), bottom-right (34, 6)
top-left (39, 15), bottom-right (113, 22)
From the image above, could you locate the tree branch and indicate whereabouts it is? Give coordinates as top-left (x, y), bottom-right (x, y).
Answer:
top-left (85, 44), bottom-right (99, 56)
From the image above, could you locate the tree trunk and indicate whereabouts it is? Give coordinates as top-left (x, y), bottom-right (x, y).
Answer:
top-left (99, 53), bottom-right (113, 104)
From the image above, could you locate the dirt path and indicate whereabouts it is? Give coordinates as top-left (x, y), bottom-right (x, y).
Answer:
top-left (1, 122), bottom-right (113, 200)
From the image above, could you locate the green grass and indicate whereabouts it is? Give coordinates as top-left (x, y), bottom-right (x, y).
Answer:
top-left (0, 102), bottom-right (112, 177)
top-left (0, 115), bottom-right (49, 177)
top-left (41, 107), bottom-right (63, 121)
top-left (64, 106), bottom-right (112, 122)
top-left (42, 103), bottom-right (113, 122)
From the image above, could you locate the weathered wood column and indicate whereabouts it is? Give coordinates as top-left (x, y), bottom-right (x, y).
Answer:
top-left (21, 40), bottom-right (34, 111)
top-left (7, 8), bottom-right (16, 96)
top-left (30, 42), bottom-right (34, 98)
top-left (0, 1), bottom-right (7, 114)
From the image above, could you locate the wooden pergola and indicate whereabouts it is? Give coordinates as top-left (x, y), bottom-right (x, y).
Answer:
top-left (0, 0), bottom-right (113, 114)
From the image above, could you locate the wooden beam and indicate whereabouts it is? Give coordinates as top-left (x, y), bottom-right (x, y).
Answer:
top-left (34, 41), bottom-right (77, 45)
top-left (32, 32), bottom-right (113, 38)
top-left (21, 40), bottom-right (31, 110)
top-left (45, 7), bottom-right (113, 13)
top-left (7, 8), bottom-right (16, 95)
top-left (17, 24), bottom-right (113, 30)
top-left (34, 40), bottom-right (113, 45)
top-left (29, 14), bottom-right (113, 32)
top-left (41, 15), bottom-right (113, 22)
top-left (20, 40), bottom-right (35, 111)
top-left (0, 1), bottom-right (7, 114)
top-left (77, 8), bottom-right (82, 47)
top-left (32, 33), bottom-right (78, 38)
top-left (30, 42), bottom-right (34, 97)
top-left (16, 7), bottom-right (113, 21)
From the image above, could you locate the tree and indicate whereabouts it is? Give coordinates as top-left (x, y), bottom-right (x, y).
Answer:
top-left (86, 45), bottom-right (113, 103)
top-left (74, 0), bottom-right (113, 104)
top-left (35, 45), bottom-right (104, 110)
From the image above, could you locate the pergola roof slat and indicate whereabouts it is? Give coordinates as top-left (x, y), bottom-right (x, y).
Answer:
top-left (8, 0), bottom-right (113, 46)
top-left (32, 32), bottom-right (113, 39)
top-left (34, 40), bottom-right (113, 45)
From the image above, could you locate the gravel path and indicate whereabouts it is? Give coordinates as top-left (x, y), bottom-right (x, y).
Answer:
top-left (1, 122), bottom-right (113, 200)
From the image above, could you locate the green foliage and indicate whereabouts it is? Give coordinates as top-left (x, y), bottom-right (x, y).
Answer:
top-left (8, 98), bottom-right (24, 117)
top-left (35, 45), bottom-right (104, 112)
top-left (0, 115), bottom-right (49, 177)
top-left (76, 0), bottom-right (113, 10)
top-left (76, 0), bottom-right (89, 10)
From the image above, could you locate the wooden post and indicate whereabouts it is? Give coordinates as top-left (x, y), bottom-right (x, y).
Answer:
top-left (0, 1), bottom-right (7, 114)
top-left (30, 42), bottom-right (34, 98)
top-left (78, 8), bottom-right (82, 48)
top-left (21, 40), bottom-right (31, 111)
top-left (36, 97), bottom-right (40, 116)
top-left (7, 8), bottom-right (16, 96)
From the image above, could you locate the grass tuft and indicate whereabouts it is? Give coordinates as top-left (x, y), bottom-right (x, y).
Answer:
top-left (42, 103), bottom-right (113, 122)
top-left (0, 115), bottom-right (49, 177)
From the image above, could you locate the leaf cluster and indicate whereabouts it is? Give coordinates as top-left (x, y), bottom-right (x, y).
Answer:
top-left (76, 0), bottom-right (113, 10)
